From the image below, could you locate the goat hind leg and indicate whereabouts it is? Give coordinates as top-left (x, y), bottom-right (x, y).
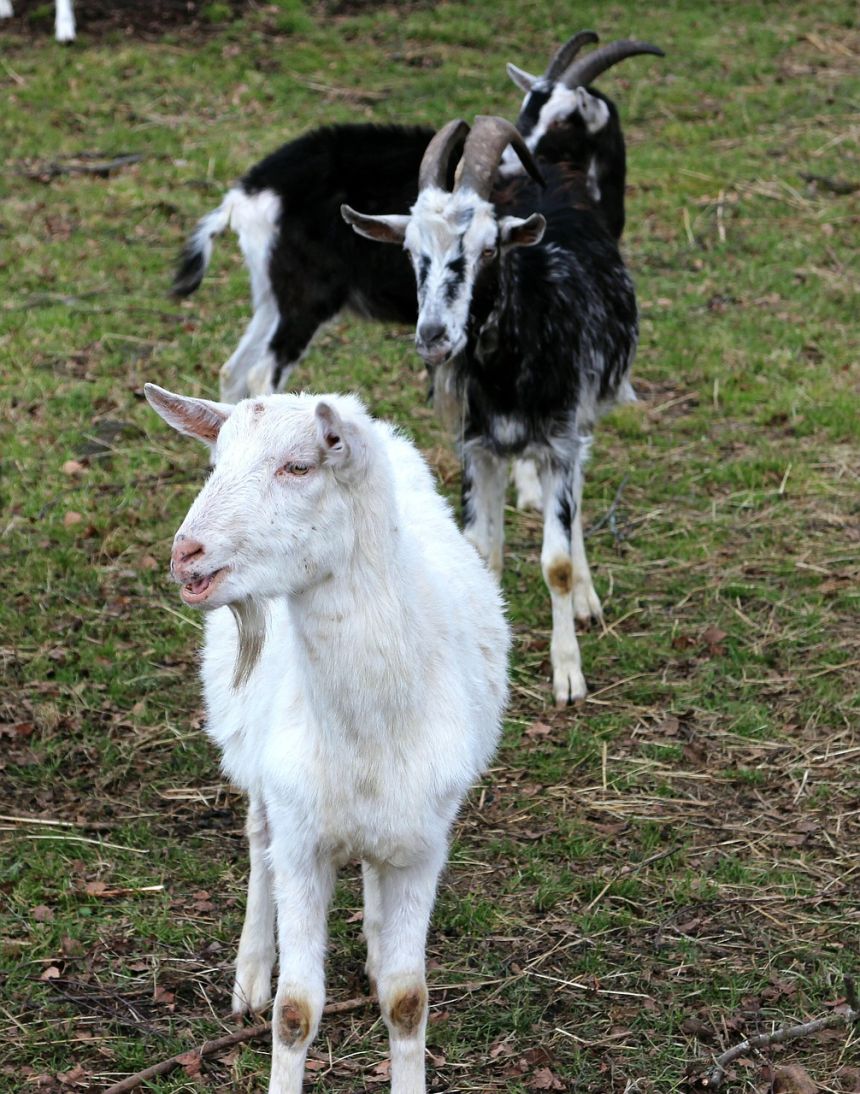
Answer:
top-left (540, 463), bottom-right (587, 704)
top-left (0, 1), bottom-right (13, 19)
top-left (570, 464), bottom-right (603, 625)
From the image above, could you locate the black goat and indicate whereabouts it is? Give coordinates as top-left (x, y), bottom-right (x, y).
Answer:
top-left (342, 116), bottom-right (639, 705)
top-left (506, 36), bottom-right (664, 241)
top-left (171, 32), bottom-right (660, 402)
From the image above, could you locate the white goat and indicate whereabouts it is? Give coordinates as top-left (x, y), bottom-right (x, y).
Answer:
top-left (145, 384), bottom-right (509, 1094)
top-left (0, 0), bottom-right (75, 41)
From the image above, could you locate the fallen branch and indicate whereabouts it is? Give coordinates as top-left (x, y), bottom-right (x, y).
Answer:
top-left (102, 994), bottom-right (374, 1094)
top-left (101, 976), bottom-right (498, 1092)
top-left (20, 153), bottom-right (143, 181)
top-left (700, 976), bottom-right (858, 1089)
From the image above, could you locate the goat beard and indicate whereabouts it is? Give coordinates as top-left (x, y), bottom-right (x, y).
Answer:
top-left (228, 598), bottom-right (268, 689)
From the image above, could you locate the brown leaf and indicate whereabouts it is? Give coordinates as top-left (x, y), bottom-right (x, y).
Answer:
top-left (63, 511), bottom-right (83, 527)
top-left (525, 721), bottom-right (553, 738)
top-left (61, 460), bottom-right (85, 476)
top-left (528, 1067), bottom-right (566, 1091)
top-left (57, 1064), bottom-right (88, 1085)
top-left (40, 965), bottom-right (61, 981)
top-left (701, 625), bottom-right (728, 653)
top-left (32, 904), bottom-right (54, 922)
top-left (772, 1064), bottom-right (818, 1094)
top-left (84, 880), bottom-right (108, 896)
top-left (176, 1051), bottom-right (201, 1077)
top-left (153, 985), bottom-right (175, 1008)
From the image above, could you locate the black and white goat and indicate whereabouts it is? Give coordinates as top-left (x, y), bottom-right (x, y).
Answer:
top-left (505, 34), bottom-right (664, 241)
top-left (342, 117), bottom-right (639, 705)
top-left (171, 32), bottom-right (660, 403)
top-left (0, 0), bottom-right (75, 40)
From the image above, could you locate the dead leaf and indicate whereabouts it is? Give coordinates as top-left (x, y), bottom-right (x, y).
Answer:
top-left (84, 880), bottom-right (108, 896)
top-left (32, 904), bottom-right (54, 922)
top-left (57, 1064), bottom-right (88, 1085)
top-left (525, 721), bottom-right (552, 738)
top-left (63, 511), bottom-right (83, 527)
top-left (153, 985), bottom-right (175, 1008)
top-left (176, 1051), bottom-right (201, 1077)
top-left (529, 1067), bottom-right (566, 1091)
top-left (61, 460), bottom-right (85, 476)
top-left (772, 1064), bottom-right (818, 1094)
top-left (40, 965), bottom-right (61, 981)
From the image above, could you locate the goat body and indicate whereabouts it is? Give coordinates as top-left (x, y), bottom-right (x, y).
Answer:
top-left (172, 124), bottom-right (434, 401)
top-left (172, 39), bottom-right (636, 401)
top-left (343, 118), bottom-right (638, 705)
top-left (145, 385), bottom-right (509, 1093)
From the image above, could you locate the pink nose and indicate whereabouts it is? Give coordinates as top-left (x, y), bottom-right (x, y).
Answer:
top-left (171, 535), bottom-right (205, 580)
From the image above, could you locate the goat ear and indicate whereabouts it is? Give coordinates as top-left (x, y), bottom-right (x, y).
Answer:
top-left (506, 62), bottom-right (537, 93)
top-left (499, 213), bottom-right (546, 249)
top-left (144, 383), bottom-right (232, 448)
top-left (315, 401), bottom-right (354, 469)
top-left (341, 204), bottom-right (408, 245)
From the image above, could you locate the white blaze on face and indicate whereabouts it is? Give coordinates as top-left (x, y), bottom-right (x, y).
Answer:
top-left (404, 187), bottom-right (499, 360)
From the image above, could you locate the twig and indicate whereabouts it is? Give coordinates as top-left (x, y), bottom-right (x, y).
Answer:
top-left (20, 153), bottom-right (143, 181)
top-left (701, 979), bottom-right (858, 1088)
top-left (102, 994), bottom-right (374, 1094)
top-left (102, 976), bottom-right (503, 1092)
top-left (586, 474), bottom-right (628, 543)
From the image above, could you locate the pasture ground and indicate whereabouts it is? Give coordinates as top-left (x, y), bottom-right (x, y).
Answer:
top-left (1, 1), bottom-right (858, 1090)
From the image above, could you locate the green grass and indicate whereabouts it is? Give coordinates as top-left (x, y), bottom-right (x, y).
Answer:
top-left (1, 1), bottom-right (859, 1091)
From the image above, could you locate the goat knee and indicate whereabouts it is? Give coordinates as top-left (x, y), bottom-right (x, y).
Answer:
top-left (381, 980), bottom-right (427, 1039)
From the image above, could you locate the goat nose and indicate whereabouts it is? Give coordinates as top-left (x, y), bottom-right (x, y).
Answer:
top-left (171, 535), bottom-right (205, 577)
top-left (417, 320), bottom-right (446, 347)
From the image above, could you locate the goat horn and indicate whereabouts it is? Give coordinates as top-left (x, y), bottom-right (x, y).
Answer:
top-left (418, 118), bottom-right (471, 192)
top-left (561, 39), bottom-right (665, 88)
top-left (456, 115), bottom-right (544, 200)
top-left (544, 29), bottom-right (600, 82)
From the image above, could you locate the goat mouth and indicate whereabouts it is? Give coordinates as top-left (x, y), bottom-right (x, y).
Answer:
top-left (180, 567), bottom-right (228, 606)
top-left (418, 344), bottom-right (454, 367)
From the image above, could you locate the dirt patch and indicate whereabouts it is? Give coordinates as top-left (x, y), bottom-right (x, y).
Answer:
top-left (5, 0), bottom-right (250, 41)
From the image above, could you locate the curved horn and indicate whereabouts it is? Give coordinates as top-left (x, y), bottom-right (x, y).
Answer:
top-left (562, 39), bottom-right (665, 88)
top-left (418, 118), bottom-right (470, 192)
top-left (544, 29), bottom-right (599, 82)
top-left (457, 115), bottom-right (544, 200)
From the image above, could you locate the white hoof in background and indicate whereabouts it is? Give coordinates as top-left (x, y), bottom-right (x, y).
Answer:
top-left (573, 578), bottom-right (603, 626)
top-left (232, 953), bottom-right (274, 1016)
top-left (512, 458), bottom-right (543, 512)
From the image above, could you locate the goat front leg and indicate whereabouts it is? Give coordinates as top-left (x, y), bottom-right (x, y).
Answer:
top-left (0, 2), bottom-right (13, 20)
top-left (268, 833), bottom-right (335, 1094)
top-left (232, 793), bottom-right (276, 1015)
top-left (462, 444), bottom-right (508, 579)
top-left (540, 462), bottom-right (586, 704)
top-left (570, 460), bottom-right (603, 625)
top-left (375, 845), bottom-right (447, 1094)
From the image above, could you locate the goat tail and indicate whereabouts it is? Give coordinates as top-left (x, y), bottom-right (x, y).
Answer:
top-left (171, 189), bottom-right (243, 298)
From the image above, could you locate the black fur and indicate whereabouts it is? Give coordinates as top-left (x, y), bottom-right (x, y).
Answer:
top-left (517, 86), bottom-right (627, 240)
top-left (455, 164), bottom-right (637, 459)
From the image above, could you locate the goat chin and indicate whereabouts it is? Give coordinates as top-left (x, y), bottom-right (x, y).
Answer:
top-left (229, 598), bottom-right (268, 690)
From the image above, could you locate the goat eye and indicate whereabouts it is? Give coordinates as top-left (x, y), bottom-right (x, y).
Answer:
top-left (277, 462), bottom-right (312, 477)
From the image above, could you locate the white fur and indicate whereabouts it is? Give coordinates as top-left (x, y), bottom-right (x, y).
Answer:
top-left (1, 0), bottom-right (74, 38)
top-left (499, 84), bottom-right (610, 178)
top-left (185, 188), bottom-right (283, 402)
top-left (146, 387), bottom-right (509, 1093)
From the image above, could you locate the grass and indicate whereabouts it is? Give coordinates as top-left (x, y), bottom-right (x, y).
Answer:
top-left (1, 0), bottom-right (858, 1091)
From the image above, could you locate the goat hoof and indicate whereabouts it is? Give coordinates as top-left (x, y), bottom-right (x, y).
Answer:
top-left (573, 582), bottom-right (603, 627)
top-left (232, 957), bottom-right (274, 1016)
top-left (552, 665), bottom-right (587, 707)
